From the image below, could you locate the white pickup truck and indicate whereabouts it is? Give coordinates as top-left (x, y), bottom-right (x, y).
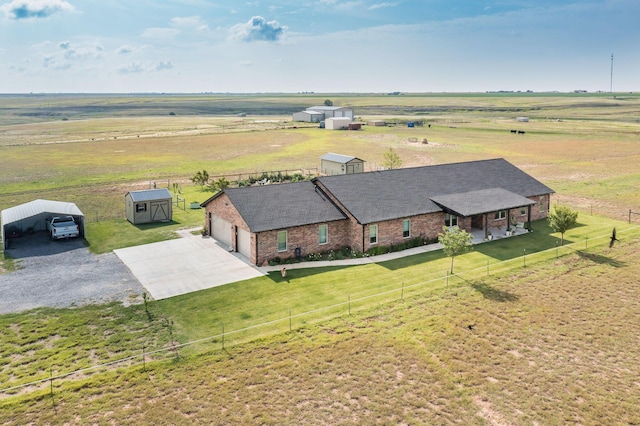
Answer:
top-left (46, 216), bottom-right (80, 240)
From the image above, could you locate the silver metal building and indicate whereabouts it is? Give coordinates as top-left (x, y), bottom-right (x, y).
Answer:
top-left (1, 199), bottom-right (85, 250)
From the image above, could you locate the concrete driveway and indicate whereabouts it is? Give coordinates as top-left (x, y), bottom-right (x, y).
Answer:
top-left (114, 230), bottom-right (265, 300)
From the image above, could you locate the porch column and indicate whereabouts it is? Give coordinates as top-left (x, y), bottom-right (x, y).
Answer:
top-left (527, 206), bottom-right (532, 231)
top-left (484, 213), bottom-right (488, 239)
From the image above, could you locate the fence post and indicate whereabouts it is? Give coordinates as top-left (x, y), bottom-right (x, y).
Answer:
top-left (49, 366), bottom-right (54, 400)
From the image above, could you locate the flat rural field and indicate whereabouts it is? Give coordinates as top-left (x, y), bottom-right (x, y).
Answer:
top-left (1, 93), bottom-right (640, 424)
top-left (2, 92), bottom-right (639, 224)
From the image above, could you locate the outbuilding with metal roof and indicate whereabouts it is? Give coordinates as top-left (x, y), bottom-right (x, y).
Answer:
top-left (125, 188), bottom-right (173, 225)
top-left (320, 152), bottom-right (365, 175)
top-left (1, 199), bottom-right (85, 250)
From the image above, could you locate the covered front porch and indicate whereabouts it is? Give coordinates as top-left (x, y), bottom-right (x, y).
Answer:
top-left (469, 222), bottom-right (530, 244)
top-left (431, 187), bottom-right (536, 245)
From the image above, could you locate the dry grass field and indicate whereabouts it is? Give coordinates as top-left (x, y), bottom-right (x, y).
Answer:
top-left (1, 93), bottom-right (640, 424)
top-left (2, 93), bottom-right (639, 223)
top-left (2, 238), bottom-right (639, 424)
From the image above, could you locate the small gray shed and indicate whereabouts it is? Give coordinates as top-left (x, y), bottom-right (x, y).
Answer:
top-left (320, 153), bottom-right (365, 175)
top-left (1, 199), bottom-right (85, 250)
top-left (125, 189), bottom-right (173, 225)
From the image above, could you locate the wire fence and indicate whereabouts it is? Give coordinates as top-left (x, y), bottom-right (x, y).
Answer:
top-left (2, 225), bottom-right (639, 400)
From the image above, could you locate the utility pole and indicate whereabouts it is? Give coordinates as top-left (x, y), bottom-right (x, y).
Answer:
top-left (610, 53), bottom-right (614, 94)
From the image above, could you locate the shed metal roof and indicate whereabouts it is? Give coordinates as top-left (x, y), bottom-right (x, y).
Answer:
top-left (127, 188), bottom-right (172, 202)
top-left (320, 153), bottom-right (364, 164)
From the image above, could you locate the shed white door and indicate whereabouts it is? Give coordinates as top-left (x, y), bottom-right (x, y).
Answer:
top-left (211, 215), bottom-right (232, 248)
top-left (236, 228), bottom-right (251, 258)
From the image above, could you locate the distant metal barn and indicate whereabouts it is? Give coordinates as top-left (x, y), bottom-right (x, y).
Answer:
top-left (320, 153), bottom-right (365, 175)
top-left (125, 188), bottom-right (173, 225)
top-left (1, 199), bottom-right (85, 250)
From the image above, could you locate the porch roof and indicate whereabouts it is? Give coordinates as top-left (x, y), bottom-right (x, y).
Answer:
top-left (430, 187), bottom-right (535, 217)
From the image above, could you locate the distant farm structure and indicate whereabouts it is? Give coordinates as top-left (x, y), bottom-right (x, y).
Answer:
top-left (292, 105), bottom-right (354, 123)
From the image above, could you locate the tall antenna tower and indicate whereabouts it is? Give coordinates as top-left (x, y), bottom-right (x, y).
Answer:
top-left (610, 53), bottom-right (614, 93)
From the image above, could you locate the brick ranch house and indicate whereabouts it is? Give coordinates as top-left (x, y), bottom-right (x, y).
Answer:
top-left (201, 158), bottom-right (554, 266)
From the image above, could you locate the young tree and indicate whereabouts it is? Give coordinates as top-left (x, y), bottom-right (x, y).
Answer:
top-left (208, 176), bottom-right (230, 192)
top-left (323, 99), bottom-right (333, 106)
top-left (382, 147), bottom-right (403, 170)
top-left (191, 170), bottom-right (209, 187)
top-left (547, 205), bottom-right (578, 246)
top-left (438, 226), bottom-right (473, 274)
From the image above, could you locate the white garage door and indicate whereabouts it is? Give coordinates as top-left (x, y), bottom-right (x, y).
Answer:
top-left (237, 228), bottom-right (251, 258)
top-left (211, 215), bottom-right (232, 248)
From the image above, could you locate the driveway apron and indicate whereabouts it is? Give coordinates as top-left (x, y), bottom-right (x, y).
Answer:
top-left (115, 233), bottom-right (264, 300)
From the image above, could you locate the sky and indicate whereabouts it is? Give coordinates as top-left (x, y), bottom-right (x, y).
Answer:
top-left (0, 0), bottom-right (638, 93)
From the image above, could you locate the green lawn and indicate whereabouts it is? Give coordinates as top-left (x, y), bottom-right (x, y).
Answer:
top-left (150, 214), bottom-right (634, 346)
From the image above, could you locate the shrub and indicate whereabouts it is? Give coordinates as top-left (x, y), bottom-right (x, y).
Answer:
top-left (307, 253), bottom-right (322, 261)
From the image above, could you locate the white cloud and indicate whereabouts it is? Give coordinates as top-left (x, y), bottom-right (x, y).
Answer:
top-left (171, 15), bottom-right (208, 32)
top-left (154, 60), bottom-right (173, 71)
top-left (118, 60), bottom-right (174, 74)
top-left (141, 27), bottom-right (181, 39)
top-left (239, 60), bottom-right (252, 67)
top-left (117, 61), bottom-right (145, 74)
top-left (116, 44), bottom-right (133, 55)
top-left (1, 0), bottom-right (74, 20)
top-left (228, 16), bottom-right (285, 42)
top-left (368, 2), bottom-right (398, 10)
top-left (334, 1), bottom-right (365, 11)
top-left (38, 40), bottom-right (103, 70)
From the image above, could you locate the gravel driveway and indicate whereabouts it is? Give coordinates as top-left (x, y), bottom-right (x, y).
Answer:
top-left (0, 232), bottom-right (145, 315)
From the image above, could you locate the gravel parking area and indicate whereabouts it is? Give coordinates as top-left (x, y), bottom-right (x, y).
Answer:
top-left (0, 232), bottom-right (145, 315)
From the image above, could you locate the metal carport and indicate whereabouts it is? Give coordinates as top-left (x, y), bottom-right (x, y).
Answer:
top-left (1, 199), bottom-right (85, 250)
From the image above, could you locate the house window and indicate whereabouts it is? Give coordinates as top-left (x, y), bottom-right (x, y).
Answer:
top-left (136, 203), bottom-right (147, 213)
top-left (539, 196), bottom-right (546, 213)
top-left (369, 224), bottom-right (378, 245)
top-left (319, 224), bottom-right (328, 245)
top-left (494, 210), bottom-right (506, 220)
top-left (520, 207), bottom-right (527, 216)
top-left (445, 213), bottom-right (458, 227)
top-left (277, 231), bottom-right (287, 252)
top-left (403, 219), bottom-right (410, 238)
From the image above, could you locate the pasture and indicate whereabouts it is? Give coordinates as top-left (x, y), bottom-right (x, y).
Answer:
top-left (1, 92), bottom-right (640, 423)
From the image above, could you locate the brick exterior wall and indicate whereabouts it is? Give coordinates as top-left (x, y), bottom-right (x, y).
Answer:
top-left (205, 188), bottom-right (553, 266)
top-left (255, 220), bottom-right (351, 266)
top-left (362, 213), bottom-right (445, 252)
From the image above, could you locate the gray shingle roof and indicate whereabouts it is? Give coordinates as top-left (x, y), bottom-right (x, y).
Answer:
top-left (223, 181), bottom-right (347, 233)
top-left (316, 158), bottom-right (554, 224)
top-left (430, 188), bottom-right (535, 217)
